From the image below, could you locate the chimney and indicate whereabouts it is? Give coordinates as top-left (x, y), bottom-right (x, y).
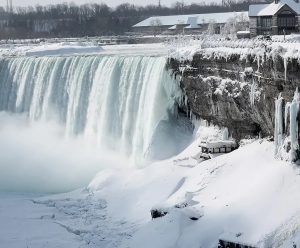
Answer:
top-left (275, 0), bottom-right (279, 3)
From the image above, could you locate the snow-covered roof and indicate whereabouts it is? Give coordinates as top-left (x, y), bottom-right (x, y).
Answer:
top-left (133, 11), bottom-right (248, 28)
top-left (184, 24), bottom-right (201, 29)
top-left (249, 0), bottom-right (300, 17)
top-left (237, 30), bottom-right (250, 34)
top-left (199, 140), bottom-right (237, 149)
top-left (168, 25), bottom-right (177, 30)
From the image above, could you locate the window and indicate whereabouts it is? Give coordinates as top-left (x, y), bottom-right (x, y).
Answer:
top-left (278, 15), bottom-right (296, 28)
top-left (257, 16), bottom-right (272, 35)
top-left (260, 17), bottom-right (272, 28)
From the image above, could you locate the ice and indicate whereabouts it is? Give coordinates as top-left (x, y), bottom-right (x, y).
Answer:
top-left (223, 127), bottom-right (229, 141)
top-left (284, 102), bottom-right (291, 132)
top-left (289, 89), bottom-right (300, 161)
top-left (168, 35), bottom-right (300, 68)
top-left (277, 88), bottom-right (300, 161)
top-left (274, 93), bottom-right (284, 156)
top-left (249, 80), bottom-right (257, 106)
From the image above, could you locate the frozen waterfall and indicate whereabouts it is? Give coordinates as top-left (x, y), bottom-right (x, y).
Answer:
top-left (274, 89), bottom-right (300, 162)
top-left (0, 55), bottom-right (188, 164)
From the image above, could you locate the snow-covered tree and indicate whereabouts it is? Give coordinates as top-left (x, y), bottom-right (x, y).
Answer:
top-left (207, 20), bottom-right (216, 35)
top-left (221, 13), bottom-right (249, 38)
top-left (150, 18), bottom-right (163, 37)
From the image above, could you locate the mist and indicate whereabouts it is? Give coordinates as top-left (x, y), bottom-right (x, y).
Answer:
top-left (0, 112), bottom-right (127, 193)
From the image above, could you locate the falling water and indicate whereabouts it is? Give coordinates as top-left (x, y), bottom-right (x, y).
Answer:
top-left (0, 55), bottom-right (186, 164)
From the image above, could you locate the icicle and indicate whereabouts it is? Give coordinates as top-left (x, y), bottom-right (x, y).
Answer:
top-left (249, 80), bottom-right (256, 106)
top-left (283, 57), bottom-right (288, 81)
top-left (293, 87), bottom-right (300, 102)
top-left (290, 88), bottom-right (300, 161)
top-left (284, 102), bottom-right (291, 133)
top-left (274, 93), bottom-right (284, 156)
top-left (223, 127), bottom-right (229, 141)
top-left (257, 55), bottom-right (260, 72)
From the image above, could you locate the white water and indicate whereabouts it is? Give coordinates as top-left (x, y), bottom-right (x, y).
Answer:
top-left (0, 55), bottom-right (188, 165)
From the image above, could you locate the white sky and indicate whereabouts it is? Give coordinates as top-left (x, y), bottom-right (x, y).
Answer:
top-left (1, 0), bottom-right (222, 8)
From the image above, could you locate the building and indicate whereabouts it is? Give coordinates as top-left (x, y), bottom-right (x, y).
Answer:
top-left (249, 0), bottom-right (300, 37)
top-left (132, 11), bottom-right (249, 35)
top-left (199, 140), bottom-right (238, 160)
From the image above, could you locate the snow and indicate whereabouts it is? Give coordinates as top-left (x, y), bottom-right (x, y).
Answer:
top-left (237, 31), bottom-right (251, 34)
top-left (199, 140), bottom-right (236, 149)
top-left (184, 17), bottom-right (200, 29)
top-left (0, 193), bottom-right (85, 248)
top-left (85, 138), bottom-right (300, 248)
top-left (249, 0), bottom-right (300, 17)
top-left (168, 35), bottom-right (300, 73)
top-left (168, 25), bottom-right (177, 30)
top-left (1, 121), bottom-right (300, 247)
top-left (25, 42), bottom-right (103, 56)
top-left (0, 42), bottom-right (169, 57)
top-left (1, 41), bottom-right (300, 247)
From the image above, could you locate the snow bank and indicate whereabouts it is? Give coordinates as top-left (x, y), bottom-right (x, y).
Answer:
top-left (168, 35), bottom-right (300, 65)
top-left (86, 138), bottom-right (300, 248)
top-left (2, 122), bottom-right (300, 247)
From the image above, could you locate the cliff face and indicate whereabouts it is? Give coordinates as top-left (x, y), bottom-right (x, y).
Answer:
top-left (168, 52), bottom-right (300, 140)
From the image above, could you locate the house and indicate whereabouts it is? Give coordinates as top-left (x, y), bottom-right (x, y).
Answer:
top-left (249, 0), bottom-right (300, 37)
top-left (132, 11), bottom-right (248, 35)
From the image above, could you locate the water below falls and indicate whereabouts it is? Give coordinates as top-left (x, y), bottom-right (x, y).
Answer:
top-left (0, 55), bottom-right (192, 165)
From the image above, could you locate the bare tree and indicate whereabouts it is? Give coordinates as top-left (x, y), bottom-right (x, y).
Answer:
top-left (150, 18), bottom-right (162, 36)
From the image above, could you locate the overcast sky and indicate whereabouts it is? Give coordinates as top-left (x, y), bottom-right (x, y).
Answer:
top-left (1, 0), bottom-right (222, 8)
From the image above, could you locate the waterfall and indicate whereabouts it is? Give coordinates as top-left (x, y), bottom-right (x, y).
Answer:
top-left (0, 55), bottom-right (184, 164)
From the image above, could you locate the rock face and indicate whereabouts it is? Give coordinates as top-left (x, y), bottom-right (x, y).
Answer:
top-left (168, 52), bottom-right (300, 140)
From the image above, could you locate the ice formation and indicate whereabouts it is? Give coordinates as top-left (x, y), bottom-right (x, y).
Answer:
top-left (250, 80), bottom-right (257, 106)
top-left (290, 88), bottom-right (300, 161)
top-left (274, 93), bottom-right (284, 156)
top-left (274, 89), bottom-right (300, 161)
top-left (222, 127), bottom-right (229, 141)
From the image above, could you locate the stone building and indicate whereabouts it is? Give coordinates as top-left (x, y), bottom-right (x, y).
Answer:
top-left (132, 11), bottom-right (248, 35)
top-left (249, 0), bottom-right (300, 37)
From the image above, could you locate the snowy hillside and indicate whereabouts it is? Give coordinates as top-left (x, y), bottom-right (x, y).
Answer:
top-left (2, 125), bottom-right (300, 247)
top-left (86, 137), bottom-right (300, 248)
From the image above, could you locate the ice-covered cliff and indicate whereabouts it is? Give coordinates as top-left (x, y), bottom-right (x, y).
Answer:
top-left (168, 37), bottom-right (300, 140)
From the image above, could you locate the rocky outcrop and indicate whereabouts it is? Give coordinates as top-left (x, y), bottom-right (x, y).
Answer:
top-left (168, 52), bottom-right (300, 140)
